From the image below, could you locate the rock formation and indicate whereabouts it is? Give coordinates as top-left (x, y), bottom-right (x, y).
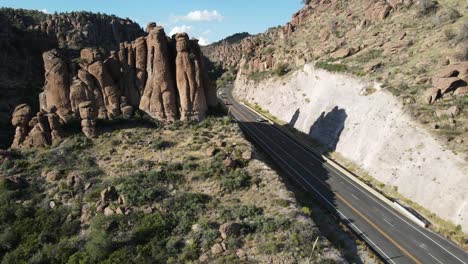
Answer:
top-left (41, 50), bottom-right (72, 121)
top-left (175, 33), bottom-right (208, 121)
top-left (0, 9), bottom-right (145, 148)
top-left (139, 24), bottom-right (178, 121)
top-left (10, 22), bottom-right (215, 149)
top-left (11, 104), bottom-right (33, 149)
top-left (79, 102), bottom-right (97, 138)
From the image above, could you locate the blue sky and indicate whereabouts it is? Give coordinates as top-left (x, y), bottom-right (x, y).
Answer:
top-left (0, 0), bottom-right (303, 45)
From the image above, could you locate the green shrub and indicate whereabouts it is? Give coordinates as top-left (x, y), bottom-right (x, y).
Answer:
top-left (133, 212), bottom-right (172, 244)
top-left (219, 205), bottom-right (263, 222)
top-left (315, 61), bottom-right (347, 72)
top-left (253, 216), bottom-right (291, 234)
top-left (258, 241), bottom-right (282, 254)
top-left (417, 0), bottom-right (438, 16)
top-left (274, 63), bottom-right (290, 77)
top-left (119, 169), bottom-right (181, 206)
top-left (190, 219), bottom-right (219, 251)
top-left (221, 169), bottom-right (251, 191)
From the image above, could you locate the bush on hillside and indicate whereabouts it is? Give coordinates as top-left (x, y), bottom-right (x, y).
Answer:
top-left (274, 63), bottom-right (291, 77)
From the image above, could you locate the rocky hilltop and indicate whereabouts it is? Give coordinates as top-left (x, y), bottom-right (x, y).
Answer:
top-left (0, 9), bottom-right (144, 148)
top-left (10, 23), bottom-right (216, 149)
top-left (203, 0), bottom-right (468, 237)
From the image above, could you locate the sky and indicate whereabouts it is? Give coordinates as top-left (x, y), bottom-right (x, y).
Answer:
top-left (0, 0), bottom-right (303, 45)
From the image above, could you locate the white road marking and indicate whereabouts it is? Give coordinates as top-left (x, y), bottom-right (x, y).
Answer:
top-left (351, 194), bottom-right (360, 200)
top-left (419, 243), bottom-right (428, 250)
top-left (429, 253), bottom-right (445, 264)
top-left (384, 218), bottom-right (394, 227)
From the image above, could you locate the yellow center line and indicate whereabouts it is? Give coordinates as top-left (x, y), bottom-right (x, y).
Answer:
top-left (230, 105), bottom-right (422, 264)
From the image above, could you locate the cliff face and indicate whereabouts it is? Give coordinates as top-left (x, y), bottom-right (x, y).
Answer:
top-left (10, 23), bottom-right (215, 149)
top-left (0, 9), bottom-right (145, 148)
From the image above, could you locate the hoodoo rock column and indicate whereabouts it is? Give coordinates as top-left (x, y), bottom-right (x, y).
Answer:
top-left (139, 24), bottom-right (178, 121)
top-left (175, 33), bottom-right (208, 122)
top-left (10, 22), bottom-right (216, 149)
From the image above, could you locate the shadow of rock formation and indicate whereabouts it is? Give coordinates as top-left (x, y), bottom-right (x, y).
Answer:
top-left (308, 106), bottom-right (347, 152)
top-left (289, 108), bottom-right (300, 127)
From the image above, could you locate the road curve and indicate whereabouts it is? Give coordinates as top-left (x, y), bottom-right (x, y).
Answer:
top-left (221, 87), bottom-right (468, 264)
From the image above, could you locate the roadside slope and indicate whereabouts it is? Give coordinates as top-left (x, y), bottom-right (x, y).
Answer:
top-left (234, 63), bottom-right (468, 234)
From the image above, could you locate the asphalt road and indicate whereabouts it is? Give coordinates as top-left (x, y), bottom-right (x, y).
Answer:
top-left (221, 88), bottom-right (468, 264)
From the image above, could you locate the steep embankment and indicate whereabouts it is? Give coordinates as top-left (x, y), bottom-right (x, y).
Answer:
top-left (0, 9), bottom-right (144, 148)
top-left (203, 0), bottom-right (468, 235)
top-left (235, 63), bottom-right (468, 232)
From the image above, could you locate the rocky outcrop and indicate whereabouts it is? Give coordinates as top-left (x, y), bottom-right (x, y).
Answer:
top-left (79, 101), bottom-right (97, 138)
top-left (11, 104), bottom-right (33, 149)
top-left (139, 24), bottom-right (178, 121)
top-left (10, 23), bottom-right (214, 149)
top-left (42, 50), bottom-right (72, 121)
top-left (0, 9), bottom-right (145, 149)
top-left (175, 33), bottom-right (208, 121)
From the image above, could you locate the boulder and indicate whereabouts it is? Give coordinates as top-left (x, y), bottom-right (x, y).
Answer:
top-left (11, 104), bottom-right (32, 127)
top-left (219, 222), bottom-right (241, 239)
top-left (67, 171), bottom-right (84, 190)
top-left (423, 88), bottom-right (441, 104)
top-left (104, 207), bottom-right (115, 216)
top-left (80, 48), bottom-right (102, 65)
top-left (454, 86), bottom-right (468, 97)
top-left (139, 25), bottom-right (178, 121)
top-left (435, 61), bottom-right (468, 78)
top-left (43, 170), bottom-right (62, 182)
top-left (11, 104), bottom-right (32, 148)
top-left (47, 112), bottom-right (64, 145)
top-left (447, 106), bottom-right (461, 117)
top-left (211, 243), bottom-right (224, 255)
top-left (432, 77), bottom-right (467, 94)
top-left (331, 47), bottom-right (353, 59)
top-left (242, 150), bottom-right (253, 161)
top-left (79, 101), bottom-right (98, 138)
top-left (100, 186), bottom-right (118, 202)
top-left (223, 157), bottom-right (235, 168)
top-left (206, 146), bottom-right (217, 157)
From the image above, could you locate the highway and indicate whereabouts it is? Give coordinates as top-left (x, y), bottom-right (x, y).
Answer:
top-left (221, 87), bottom-right (468, 264)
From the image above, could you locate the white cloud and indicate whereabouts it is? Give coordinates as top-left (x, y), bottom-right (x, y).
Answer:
top-left (39, 9), bottom-right (49, 14)
top-left (169, 25), bottom-right (192, 36)
top-left (177, 10), bottom-right (223, 22)
top-left (197, 37), bottom-right (210, 46)
top-left (168, 25), bottom-right (212, 45)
